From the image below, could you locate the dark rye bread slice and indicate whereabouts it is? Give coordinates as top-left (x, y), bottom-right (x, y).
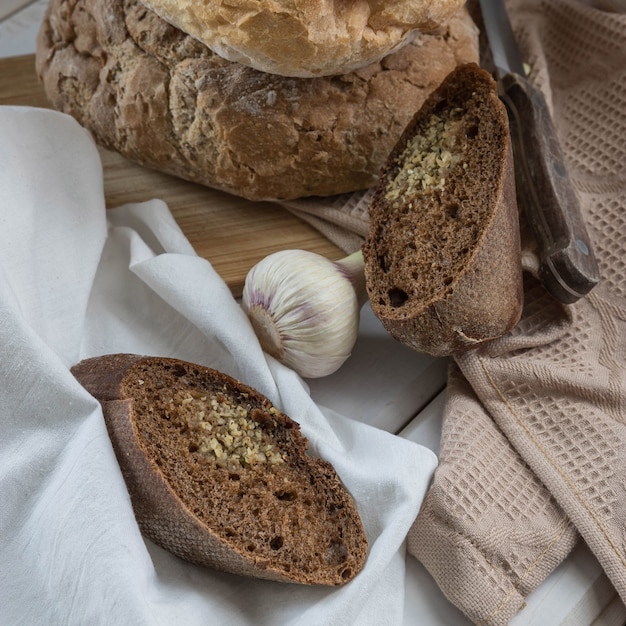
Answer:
top-left (71, 354), bottom-right (367, 585)
top-left (362, 63), bottom-right (523, 356)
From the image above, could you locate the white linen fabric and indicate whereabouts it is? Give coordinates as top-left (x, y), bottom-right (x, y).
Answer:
top-left (0, 106), bottom-right (437, 625)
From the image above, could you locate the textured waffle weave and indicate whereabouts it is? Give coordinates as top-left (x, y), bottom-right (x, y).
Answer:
top-left (279, 189), bottom-right (372, 253)
top-left (284, 0), bottom-right (626, 622)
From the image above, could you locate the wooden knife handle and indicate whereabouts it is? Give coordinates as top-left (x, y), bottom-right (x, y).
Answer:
top-left (500, 72), bottom-right (600, 303)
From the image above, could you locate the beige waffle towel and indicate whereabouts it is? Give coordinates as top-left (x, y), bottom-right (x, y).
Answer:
top-left (282, 0), bottom-right (626, 622)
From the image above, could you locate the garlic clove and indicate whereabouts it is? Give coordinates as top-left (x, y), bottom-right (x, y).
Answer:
top-left (242, 249), bottom-right (366, 378)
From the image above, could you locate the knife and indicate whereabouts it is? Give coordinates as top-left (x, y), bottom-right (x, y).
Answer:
top-left (479, 0), bottom-right (600, 303)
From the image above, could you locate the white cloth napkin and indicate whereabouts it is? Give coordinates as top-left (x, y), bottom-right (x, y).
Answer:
top-left (0, 106), bottom-right (437, 625)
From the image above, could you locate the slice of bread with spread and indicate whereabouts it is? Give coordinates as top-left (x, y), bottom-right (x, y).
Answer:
top-left (71, 354), bottom-right (367, 585)
top-left (363, 63), bottom-right (523, 357)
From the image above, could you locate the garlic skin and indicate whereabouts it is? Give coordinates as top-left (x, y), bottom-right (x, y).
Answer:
top-left (242, 249), bottom-right (367, 378)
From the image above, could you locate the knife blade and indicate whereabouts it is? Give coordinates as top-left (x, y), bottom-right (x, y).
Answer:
top-left (479, 0), bottom-right (599, 303)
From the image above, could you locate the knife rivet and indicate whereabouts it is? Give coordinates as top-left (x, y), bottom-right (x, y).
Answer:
top-left (576, 239), bottom-right (590, 255)
top-left (554, 159), bottom-right (566, 177)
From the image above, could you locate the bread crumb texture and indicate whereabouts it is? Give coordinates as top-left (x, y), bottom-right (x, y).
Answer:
top-left (35, 0), bottom-right (479, 200)
top-left (363, 64), bottom-right (523, 356)
top-left (119, 358), bottom-right (367, 584)
top-left (154, 388), bottom-right (286, 467)
top-left (385, 108), bottom-right (465, 199)
top-left (368, 70), bottom-right (508, 311)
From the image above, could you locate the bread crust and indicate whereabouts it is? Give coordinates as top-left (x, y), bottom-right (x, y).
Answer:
top-left (71, 354), bottom-right (368, 585)
top-left (138, 0), bottom-right (465, 77)
top-left (363, 64), bottom-right (523, 356)
top-left (35, 0), bottom-right (478, 201)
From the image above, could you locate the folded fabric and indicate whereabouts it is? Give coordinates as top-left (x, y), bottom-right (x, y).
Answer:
top-left (0, 106), bottom-right (438, 625)
top-left (409, 1), bottom-right (626, 623)
top-left (409, 355), bottom-right (579, 624)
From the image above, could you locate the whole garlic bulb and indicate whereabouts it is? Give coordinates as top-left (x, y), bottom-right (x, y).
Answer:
top-left (241, 249), bottom-right (367, 378)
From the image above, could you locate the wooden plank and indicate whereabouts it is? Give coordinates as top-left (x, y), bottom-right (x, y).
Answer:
top-left (0, 54), bottom-right (47, 107)
top-left (0, 54), bottom-right (345, 297)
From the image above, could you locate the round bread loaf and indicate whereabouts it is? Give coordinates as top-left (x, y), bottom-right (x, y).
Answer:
top-left (36, 0), bottom-right (478, 201)
top-left (137, 0), bottom-right (465, 77)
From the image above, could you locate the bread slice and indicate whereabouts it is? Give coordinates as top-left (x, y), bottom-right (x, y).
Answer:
top-left (362, 63), bottom-right (523, 357)
top-left (71, 354), bottom-right (367, 585)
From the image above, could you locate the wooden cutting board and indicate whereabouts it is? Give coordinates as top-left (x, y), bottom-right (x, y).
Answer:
top-left (0, 54), bottom-right (344, 297)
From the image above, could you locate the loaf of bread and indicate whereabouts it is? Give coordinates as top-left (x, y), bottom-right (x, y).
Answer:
top-left (35, 0), bottom-right (479, 201)
top-left (71, 354), bottom-right (367, 585)
top-left (362, 64), bottom-right (523, 357)
top-left (137, 0), bottom-right (465, 77)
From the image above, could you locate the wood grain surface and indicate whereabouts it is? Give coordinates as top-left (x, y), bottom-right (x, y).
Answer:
top-left (0, 54), bottom-right (344, 297)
